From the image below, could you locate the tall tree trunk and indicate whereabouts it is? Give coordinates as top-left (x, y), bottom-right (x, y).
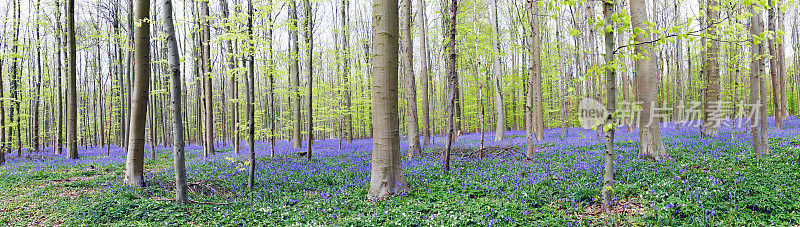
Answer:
top-left (416, 0), bottom-right (430, 146)
top-left (443, 0), bottom-right (457, 172)
top-left (674, 0), bottom-right (684, 130)
top-left (33, 0), bottom-right (42, 152)
top-left (247, 0), bottom-right (257, 189)
top-left (768, 0), bottom-right (782, 128)
top-left (201, 0), bottom-right (215, 157)
top-left (267, 0), bottom-right (275, 157)
top-left (525, 0), bottom-right (542, 158)
top-left (630, 0), bottom-right (666, 159)
top-left (601, 0), bottom-right (616, 212)
top-left (304, 0), bottom-right (314, 160)
top-left (54, 0), bottom-right (63, 154)
top-left (491, 0), bottom-right (506, 141)
top-left (66, 0), bottom-right (79, 159)
top-left (703, 0), bottom-right (720, 135)
top-left (124, 0), bottom-right (152, 187)
top-left (290, 0), bottom-right (302, 148)
top-left (342, 0), bottom-right (352, 144)
top-left (402, 0), bottom-right (420, 158)
top-left (162, 0), bottom-right (187, 203)
top-left (220, 0), bottom-right (239, 154)
top-left (751, 6), bottom-right (768, 157)
top-left (368, 0), bottom-right (407, 199)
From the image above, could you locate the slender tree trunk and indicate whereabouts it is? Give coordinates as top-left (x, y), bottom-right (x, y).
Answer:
top-left (768, 0), bottom-right (782, 128)
top-left (491, 0), bottom-right (506, 141)
top-left (124, 0), bottom-right (152, 187)
top-left (162, 0), bottom-right (187, 203)
top-left (525, 0), bottom-right (541, 158)
top-left (402, 0), bottom-right (420, 158)
top-left (33, 0), bottom-right (42, 152)
top-left (267, 0), bottom-right (275, 157)
top-left (220, 0), bottom-right (239, 154)
top-left (416, 0), bottom-right (430, 146)
top-left (304, 0), bottom-right (314, 160)
top-left (702, 0), bottom-right (720, 136)
top-left (443, 0), bottom-right (457, 172)
top-left (201, 0), bottom-right (215, 156)
top-left (342, 0), bottom-right (352, 144)
top-left (368, 0), bottom-right (407, 199)
top-left (290, 0), bottom-right (302, 148)
top-left (631, 0), bottom-right (666, 159)
top-left (601, 0), bottom-right (616, 212)
top-left (66, 0), bottom-right (79, 159)
top-left (247, 0), bottom-right (257, 189)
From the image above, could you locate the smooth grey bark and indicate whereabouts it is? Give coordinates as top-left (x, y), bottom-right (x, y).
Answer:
top-left (443, 0), bottom-right (457, 172)
top-left (290, 0), bottom-right (301, 148)
top-left (247, 0), bottom-right (257, 189)
top-left (54, 0), bottom-right (63, 154)
top-left (601, 0), bottom-right (616, 212)
top-left (33, 0), bottom-right (42, 152)
top-left (342, 0), bottom-right (352, 144)
top-left (525, 0), bottom-right (542, 158)
top-left (416, 0), bottom-right (430, 146)
top-left (220, 0), bottom-right (239, 154)
top-left (124, 0), bottom-right (152, 187)
top-left (768, 0), bottom-right (782, 128)
top-left (304, 0), bottom-right (313, 160)
top-left (630, 0), bottom-right (666, 159)
top-left (491, 0), bottom-right (505, 141)
top-left (201, 0), bottom-right (215, 157)
top-left (703, 0), bottom-right (720, 136)
top-left (368, 0), bottom-right (407, 199)
top-left (66, 0), bottom-right (79, 159)
top-left (402, 0), bottom-right (420, 158)
top-left (162, 0), bottom-right (187, 204)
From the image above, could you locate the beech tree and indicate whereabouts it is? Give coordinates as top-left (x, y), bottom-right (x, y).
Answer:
top-left (368, 0), bottom-right (407, 199)
top-left (630, 0), bottom-right (666, 159)
top-left (402, 0), bottom-right (420, 158)
top-left (66, 0), bottom-right (79, 159)
top-left (162, 0), bottom-right (187, 203)
top-left (123, 0), bottom-right (151, 187)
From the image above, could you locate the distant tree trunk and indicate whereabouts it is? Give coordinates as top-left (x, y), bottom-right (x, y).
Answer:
top-left (220, 0), bottom-right (239, 154)
top-left (416, 0), bottom-right (430, 146)
top-left (342, 0), bottom-right (352, 144)
top-left (674, 0), bottom-right (684, 130)
top-left (751, 6), bottom-right (769, 157)
top-left (443, 0), bottom-right (457, 172)
top-left (162, 0), bottom-right (187, 203)
top-left (702, 0), bottom-right (720, 136)
top-left (491, 0), bottom-right (505, 141)
top-left (402, 0), bottom-right (420, 158)
top-left (66, 0), bottom-right (79, 159)
top-left (778, 1), bottom-right (787, 120)
top-left (200, 0), bottom-right (215, 157)
top-left (768, 0), bottom-right (782, 128)
top-left (267, 0), bottom-right (276, 157)
top-left (290, 0), bottom-right (302, 148)
top-left (54, 0), bottom-right (63, 154)
top-left (247, 0), bottom-right (257, 189)
top-left (630, 0), bottom-right (666, 159)
top-left (124, 0), bottom-right (152, 187)
top-left (304, 0), bottom-right (314, 160)
top-left (601, 0), bottom-right (616, 212)
top-left (525, 0), bottom-right (541, 158)
top-left (368, 0), bottom-right (407, 199)
top-left (34, 0), bottom-right (42, 152)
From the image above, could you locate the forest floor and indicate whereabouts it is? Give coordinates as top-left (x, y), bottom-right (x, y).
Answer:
top-left (3, 118), bottom-right (800, 225)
